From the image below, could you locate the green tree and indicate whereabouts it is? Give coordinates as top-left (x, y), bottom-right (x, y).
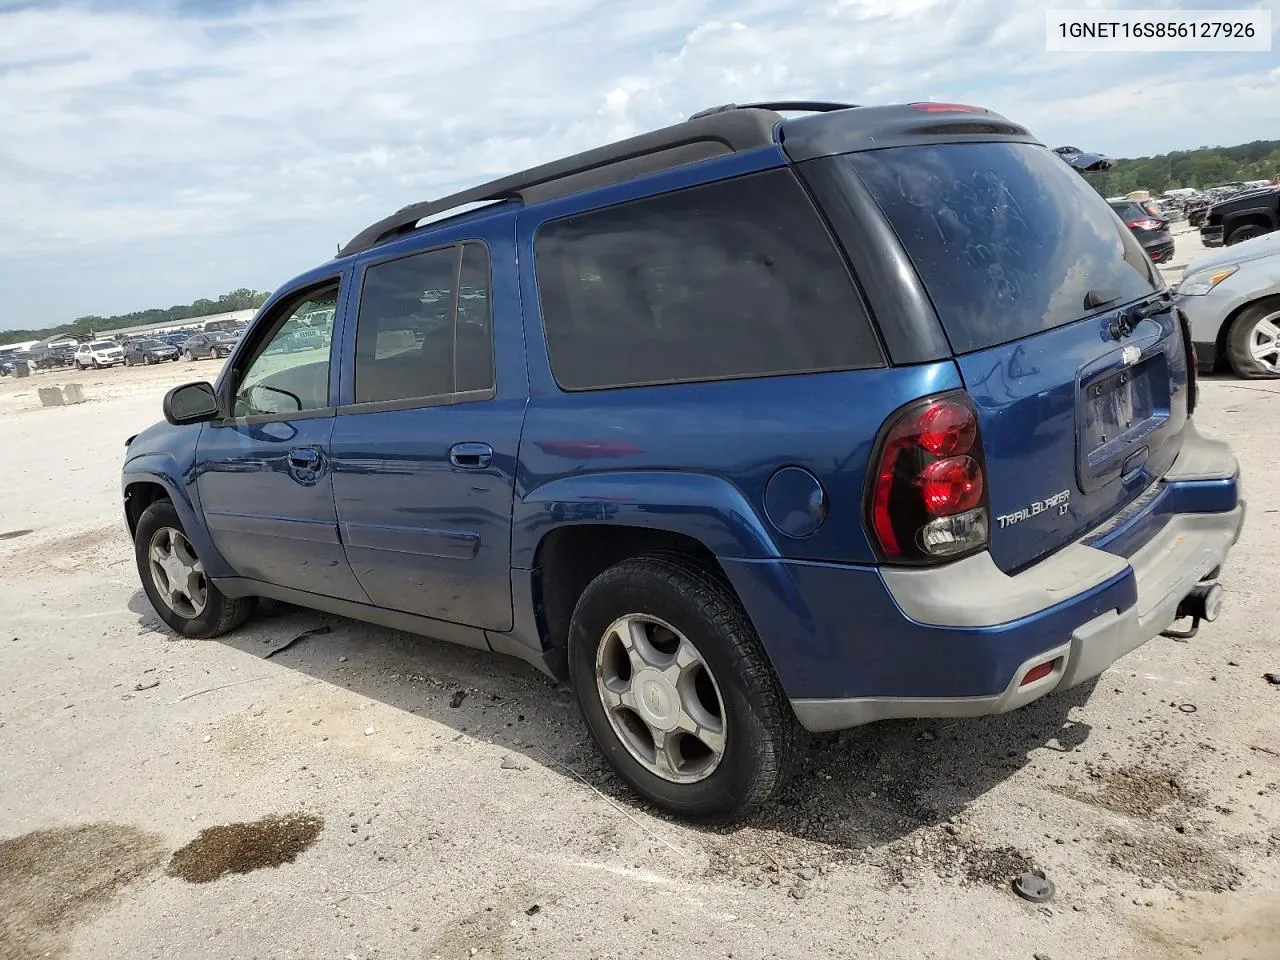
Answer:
top-left (2, 290), bottom-right (272, 343)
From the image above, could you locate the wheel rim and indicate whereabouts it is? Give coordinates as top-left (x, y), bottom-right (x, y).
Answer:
top-left (595, 614), bottom-right (727, 784)
top-left (147, 527), bottom-right (207, 618)
top-left (1247, 310), bottom-right (1280, 373)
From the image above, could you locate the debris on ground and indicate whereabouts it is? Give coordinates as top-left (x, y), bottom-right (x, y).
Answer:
top-left (1264, 673), bottom-right (1280, 686)
top-left (450, 690), bottom-right (468, 708)
top-left (525, 904), bottom-right (541, 917)
top-left (263, 624), bottom-right (331, 659)
top-left (1013, 869), bottom-right (1055, 903)
top-left (499, 756), bottom-right (522, 770)
top-left (133, 679), bottom-right (159, 691)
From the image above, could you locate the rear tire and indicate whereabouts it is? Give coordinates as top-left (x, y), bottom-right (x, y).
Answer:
top-left (567, 554), bottom-right (803, 822)
top-left (134, 500), bottom-right (255, 639)
top-left (1225, 298), bottom-right (1280, 380)
top-left (1226, 224), bottom-right (1268, 246)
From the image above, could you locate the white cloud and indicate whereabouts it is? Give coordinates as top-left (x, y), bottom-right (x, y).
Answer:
top-left (0, 0), bottom-right (1277, 328)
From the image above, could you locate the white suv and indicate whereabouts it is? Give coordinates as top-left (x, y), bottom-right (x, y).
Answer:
top-left (75, 340), bottom-right (125, 369)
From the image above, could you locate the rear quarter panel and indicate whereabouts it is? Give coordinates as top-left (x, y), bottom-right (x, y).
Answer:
top-left (510, 147), bottom-right (963, 566)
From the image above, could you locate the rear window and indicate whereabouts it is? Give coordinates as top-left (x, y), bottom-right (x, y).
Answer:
top-left (534, 169), bottom-right (881, 391)
top-left (845, 142), bottom-right (1159, 354)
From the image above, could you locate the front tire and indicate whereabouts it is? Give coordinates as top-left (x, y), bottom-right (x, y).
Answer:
top-left (1226, 224), bottom-right (1268, 246)
top-left (1226, 298), bottom-right (1280, 379)
top-left (134, 500), bottom-right (254, 639)
top-left (568, 554), bottom-right (802, 822)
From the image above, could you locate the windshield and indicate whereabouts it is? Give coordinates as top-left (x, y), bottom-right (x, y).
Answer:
top-left (90, 341), bottom-right (115, 350)
top-left (844, 141), bottom-right (1159, 354)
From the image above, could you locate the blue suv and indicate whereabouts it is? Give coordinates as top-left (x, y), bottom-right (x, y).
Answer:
top-left (123, 101), bottom-right (1244, 820)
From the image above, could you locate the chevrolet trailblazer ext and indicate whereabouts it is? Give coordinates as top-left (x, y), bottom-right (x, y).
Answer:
top-left (123, 102), bottom-right (1243, 820)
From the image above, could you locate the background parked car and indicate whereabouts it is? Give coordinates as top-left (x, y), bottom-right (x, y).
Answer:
top-left (180, 332), bottom-right (236, 360)
top-left (1176, 229), bottom-right (1280, 378)
top-left (1199, 184), bottom-right (1280, 248)
top-left (1108, 199), bottom-right (1174, 263)
top-left (124, 339), bottom-right (181, 366)
top-left (74, 340), bottom-right (125, 369)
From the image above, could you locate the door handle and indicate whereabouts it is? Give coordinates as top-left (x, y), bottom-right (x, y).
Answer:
top-left (449, 442), bottom-right (493, 469)
top-left (288, 447), bottom-right (322, 469)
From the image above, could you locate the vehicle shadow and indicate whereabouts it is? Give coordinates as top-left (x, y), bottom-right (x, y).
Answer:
top-left (128, 591), bottom-right (1097, 855)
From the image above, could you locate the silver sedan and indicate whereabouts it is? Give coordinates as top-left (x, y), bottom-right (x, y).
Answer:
top-left (1176, 230), bottom-right (1280, 378)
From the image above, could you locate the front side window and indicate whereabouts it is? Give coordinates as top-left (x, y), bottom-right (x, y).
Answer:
top-left (231, 288), bottom-right (339, 417)
top-left (533, 169), bottom-right (882, 391)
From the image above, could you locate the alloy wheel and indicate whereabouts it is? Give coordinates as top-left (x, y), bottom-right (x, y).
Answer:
top-left (148, 526), bottom-right (208, 619)
top-left (595, 614), bottom-right (727, 784)
top-left (1247, 309), bottom-right (1280, 373)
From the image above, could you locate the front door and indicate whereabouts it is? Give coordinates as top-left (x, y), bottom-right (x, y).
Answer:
top-left (197, 280), bottom-right (369, 603)
top-left (329, 230), bottom-right (525, 630)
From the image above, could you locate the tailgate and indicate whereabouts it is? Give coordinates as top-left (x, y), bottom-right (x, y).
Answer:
top-left (842, 139), bottom-right (1190, 572)
top-left (957, 303), bottom-right (1189, 571)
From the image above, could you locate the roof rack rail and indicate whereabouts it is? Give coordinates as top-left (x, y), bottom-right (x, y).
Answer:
top-left (687, 101), bottom-right (859, 121)
top-left (338, 108), bottom-right (783, 258)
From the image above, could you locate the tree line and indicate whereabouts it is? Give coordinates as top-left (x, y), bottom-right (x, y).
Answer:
top-left (5, 288), bottom-right (272, 344)
top-left (1083, 139), bottom-right (1280, 197)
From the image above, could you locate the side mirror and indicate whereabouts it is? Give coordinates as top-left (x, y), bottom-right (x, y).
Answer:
top-left (163, 381), bottom-right (220, 425)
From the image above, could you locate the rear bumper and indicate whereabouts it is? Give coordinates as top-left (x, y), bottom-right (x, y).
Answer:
top-left (723, 424), bottom-right (1243, 732)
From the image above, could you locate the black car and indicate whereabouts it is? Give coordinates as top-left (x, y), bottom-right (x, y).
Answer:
top-left (180, 332), bottom-right (237, 360)
top-left (1199, 186), bottom-right (1279, 247)
top-left (1109, 200), bottom-right (1175, 264)
top-left (124, 339), bottom-right (181, 366)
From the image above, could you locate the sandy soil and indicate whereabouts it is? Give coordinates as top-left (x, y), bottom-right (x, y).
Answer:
top-left (2, 239), bottom-right (1277, 960)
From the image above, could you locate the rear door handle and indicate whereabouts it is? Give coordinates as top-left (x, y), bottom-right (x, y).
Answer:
top-left (288, 447), bottom-right (322, 469)
top-left (449, 442), bottom-right (493, 469)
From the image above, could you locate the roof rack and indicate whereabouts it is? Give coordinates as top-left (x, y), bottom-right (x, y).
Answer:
top-left (338, 108), bottom-right (785, 258)
top-left (687, 101), bottom-right (859, 120)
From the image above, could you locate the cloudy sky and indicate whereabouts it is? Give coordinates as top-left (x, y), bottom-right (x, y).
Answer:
top-left (1, 0), bottom-right (1277, 331)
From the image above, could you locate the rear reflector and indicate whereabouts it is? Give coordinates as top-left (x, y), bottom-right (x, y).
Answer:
top-left (1020, 659), bottom-right (1061, 687)
top-left (909, 102), bottom-right (988, 114)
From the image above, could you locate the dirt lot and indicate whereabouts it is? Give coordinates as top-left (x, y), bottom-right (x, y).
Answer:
top-left (2, 233), bottom-right (1278, 960)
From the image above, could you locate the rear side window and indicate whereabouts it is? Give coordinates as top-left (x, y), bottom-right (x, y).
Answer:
top-left (456, 243), bottom-right (495, 394)
top-left (534, 169), bottom-right (881, 391)
top-left (353, 243), bottom-right (495, 405)
top-left (354, 246), bottom-right (459, 404)
top-left (846, 142), bottom-right (1160, 354)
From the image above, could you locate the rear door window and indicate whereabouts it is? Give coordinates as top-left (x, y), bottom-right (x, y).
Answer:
top-left (534, 169), bottom-right (882, 391)
top-left (844, 142), bottom-right (1160, 354)
top-left (353, 246), bottom-right (458, 405)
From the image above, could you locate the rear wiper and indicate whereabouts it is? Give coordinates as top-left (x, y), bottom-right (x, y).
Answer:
top-left (1108, 291), bottom-right (1174, 340)
top-left (1084, 288), bottom-right (1122, 310)
top-left (1123, 290), bottom-right (1173, 323)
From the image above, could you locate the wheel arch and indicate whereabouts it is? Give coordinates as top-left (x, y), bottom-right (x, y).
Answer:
top-left (122, 464), bottom-right (233, 577)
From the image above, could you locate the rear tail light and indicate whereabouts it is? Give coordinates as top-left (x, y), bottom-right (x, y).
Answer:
top-left (1126, 218), bottom-right (1164, 231)
top-left (868, 392), bottom-right (991, 563)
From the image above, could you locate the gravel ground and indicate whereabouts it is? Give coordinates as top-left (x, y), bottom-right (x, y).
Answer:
top-left (2, 240), bottom-right (1277, 960)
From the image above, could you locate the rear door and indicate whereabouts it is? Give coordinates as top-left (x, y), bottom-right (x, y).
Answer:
top-left (840, 140), bottom-right (1190, 571)
top-left (329, 216), bottom-right (525, 632)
